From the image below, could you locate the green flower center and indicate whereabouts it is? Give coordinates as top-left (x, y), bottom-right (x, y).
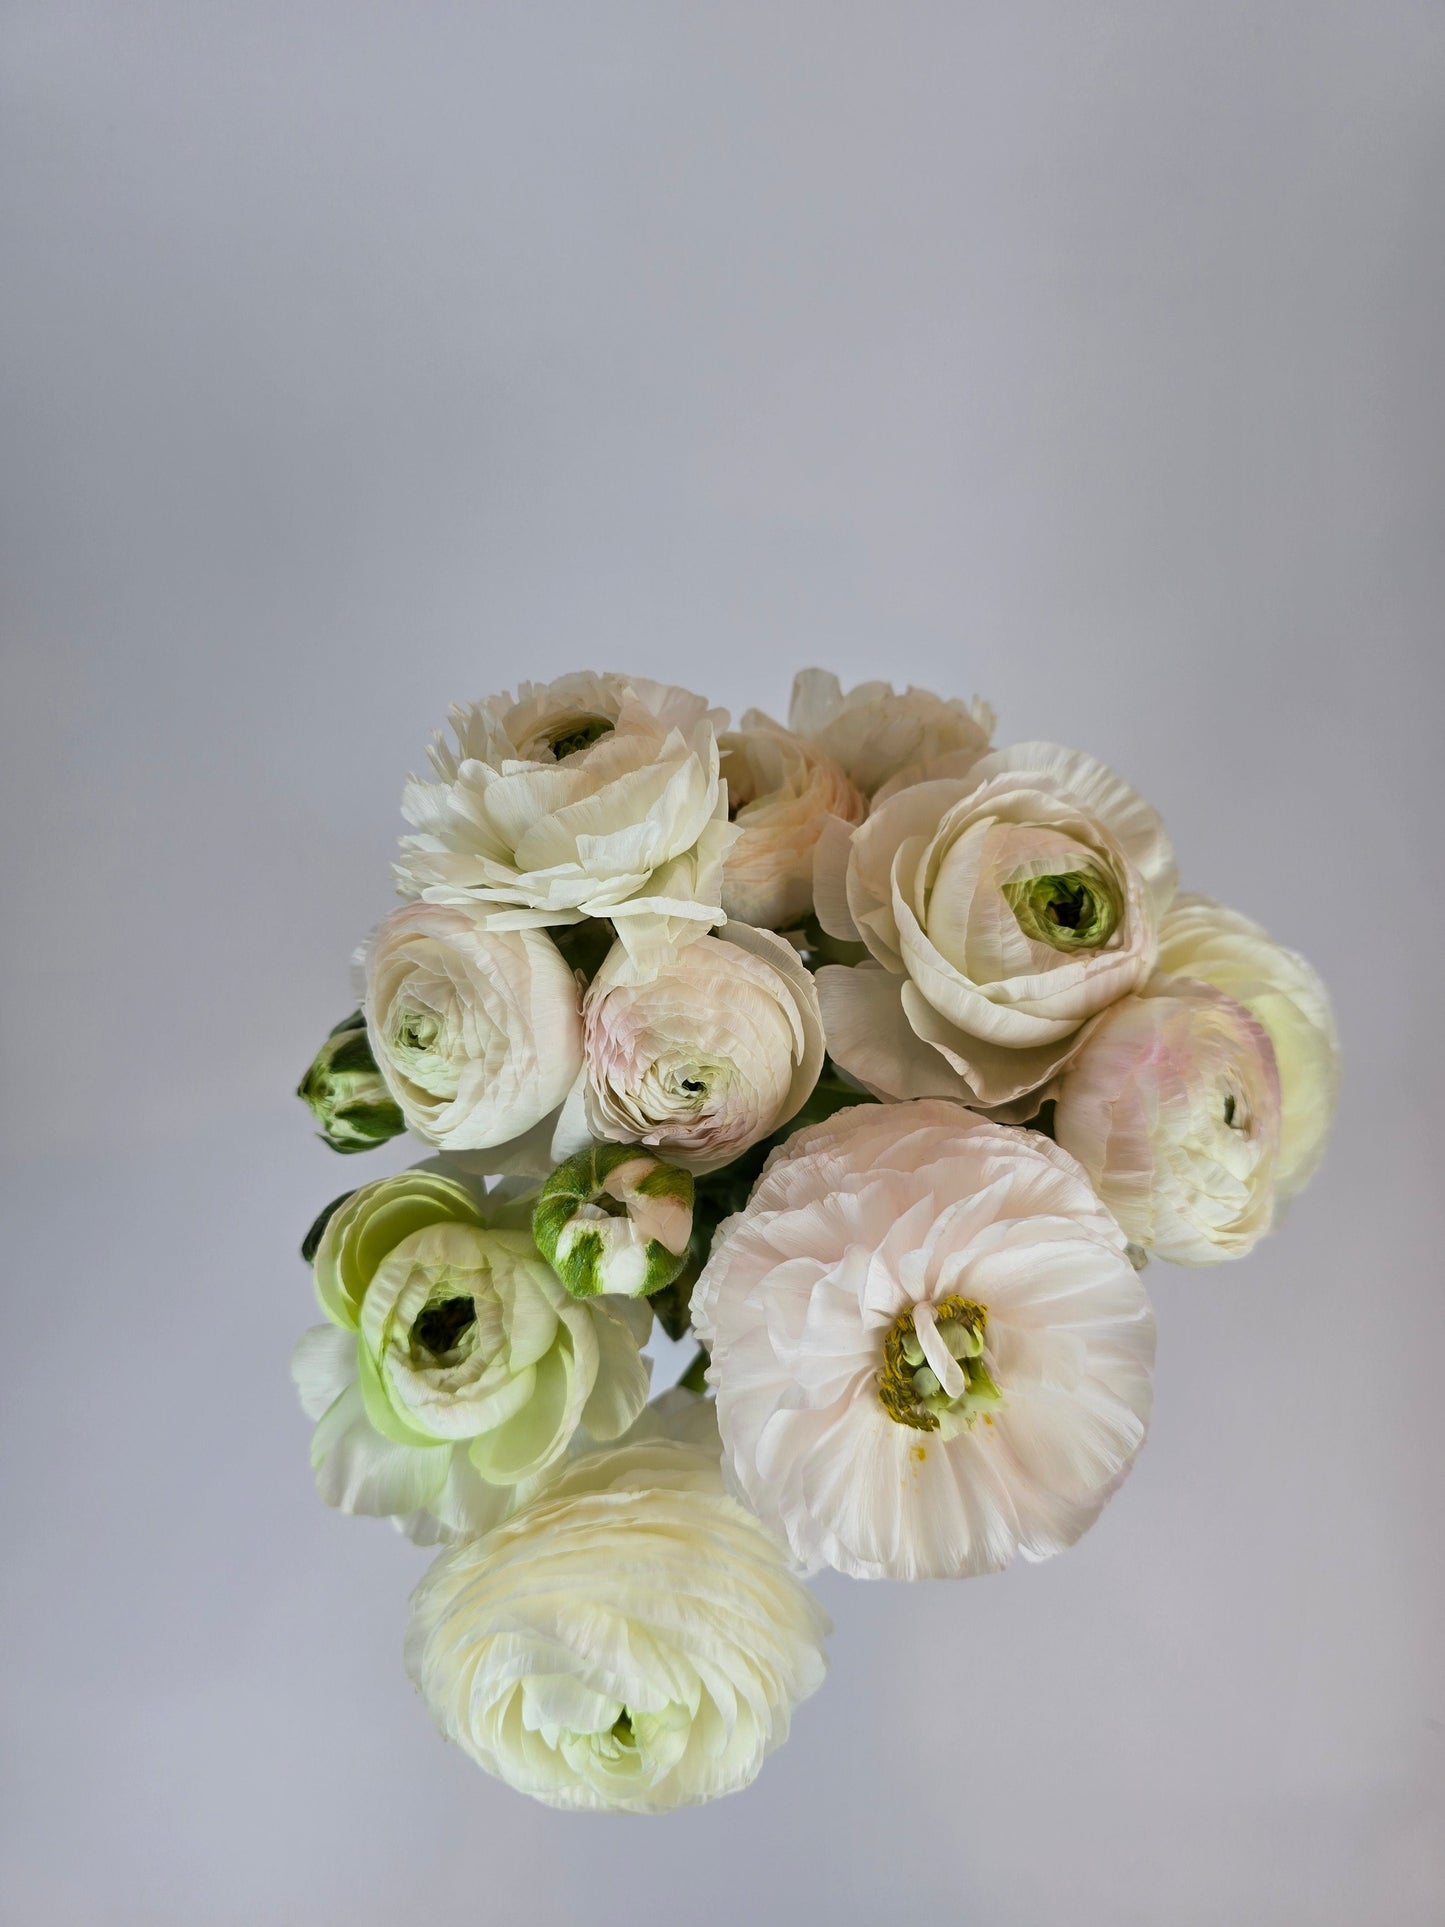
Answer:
top-left (396, 1008), bottom-right (440, 1054)
top-left (878, 1296), bottom-right (1002, 1432)
top-left (410, 1293), bottom-right (477, 1362)
top-left (546, 715), bottom-right (614, 760)
top-left (1004, 870), bottom-right (1120, 952)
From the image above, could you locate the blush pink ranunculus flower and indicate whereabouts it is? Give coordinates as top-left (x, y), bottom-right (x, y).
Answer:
top-left (580, 923), bottom-right (824, 1174)
top-left (691, 1099), bottom-right (1155, 1581)
top-left (1053, 975), bottom-right (1282, 1265)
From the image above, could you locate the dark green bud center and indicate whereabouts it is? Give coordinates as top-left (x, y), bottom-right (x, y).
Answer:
top-left (546, 715), bottom-right (614, 760)
top-left (411, 1294), bottom-right (477, 1362)
top-left (1004, 870), bottom-right (1120, 952)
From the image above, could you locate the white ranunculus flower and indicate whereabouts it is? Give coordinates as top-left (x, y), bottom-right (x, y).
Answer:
top-left (292, 1170), bottom-right (651, 1545)
top-left (360, 902), bottom-right (582, 1156)
top-left (781, 668), bottom-right (995, 799)
top-left (396, 672), bottom-right (736, 971)
top-left (1053, 977), bottom-right (1282, 1265)
top-left (717, 721), bottom-right (865, 929)
top-left (814, 742), bottom-right (1175, 1109)
top-left (691, 1099), bottom-right (1155, 1581)
top-left (1156, 894), bottom-right (1338, 1201)
top-left (581, 922), bottom-right (825, 1173)
top-left (404, 1426), bottom-right (830, 1812)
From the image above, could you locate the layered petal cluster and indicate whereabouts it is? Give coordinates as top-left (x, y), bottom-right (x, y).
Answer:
top-left (1157, 894), bottom-right (1338, 1200)
top-left (582, 923), bottom-right (824, 1172)
top-left (1054, 977), bottom-right (1282, 1264)
top-left (784, 668), bottom-right (994, 797)
top-left (396, 672), bottom-right (736, 970)
top-left (292, 1171), bottom-right (650, 1543)
top-left (405, 1426), bottom-right (830, 1813)
top-left (692, 1100), bottom-right (1155, 1581)
top-left (815, 743), bottom-right (1175, 1108)
top-left (718, 721), bottom-right (864, 928)
top-left (361, 902), bottom-right (582, 1155)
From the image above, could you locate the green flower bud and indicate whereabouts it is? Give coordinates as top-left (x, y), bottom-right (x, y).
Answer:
top-left (534, 1144), bottom-right (694, 1300)
top-left (297, 1011), bottom-right (406, 1154)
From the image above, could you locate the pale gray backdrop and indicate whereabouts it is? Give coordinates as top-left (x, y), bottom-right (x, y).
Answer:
top-left (2, 5), bottom-right (1442, 1923)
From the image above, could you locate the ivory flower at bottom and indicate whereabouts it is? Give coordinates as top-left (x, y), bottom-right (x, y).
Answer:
top-left (405, 1431), bottom-right (829, 1812)
top-left (691, 1100), bottom-right (1155, 1581)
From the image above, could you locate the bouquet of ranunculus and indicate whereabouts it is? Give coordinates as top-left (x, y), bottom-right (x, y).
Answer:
top-left (293, 668), bottom-right (1337, 1813)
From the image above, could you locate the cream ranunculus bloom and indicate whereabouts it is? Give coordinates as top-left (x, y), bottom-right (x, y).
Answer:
top-left (396, 672), bottom-right (736, 971)
top-left (291, 1170), bottom-right (650, 1544)
top-left (360, 901), bottom-right (582, 1156)
top-left (814, 743), bottom-right (1176, 1109)
top-left (781, 668), bottom-right (995, 799)
top-left (717, 721), bottom-right (865, 929)
top-left (404, 1420), bottom-right (830, 1812)
top-left (1053, 977), bottom-right (1282, 1265)
top-left (1156, 894), bottom-right (1338, 1201)
top-left (691, 1099), bottom-right (1155, 1582)
top-left (580, 923), bottom-right (825, 1173)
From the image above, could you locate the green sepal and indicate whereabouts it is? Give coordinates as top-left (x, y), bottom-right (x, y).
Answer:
top-left (300, 1190), bottom-right (355, 1266)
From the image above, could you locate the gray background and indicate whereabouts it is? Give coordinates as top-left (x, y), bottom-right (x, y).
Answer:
top-left (3, 4), bottom-right (1443, 1922)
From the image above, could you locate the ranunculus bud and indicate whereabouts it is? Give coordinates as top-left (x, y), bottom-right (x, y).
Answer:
top-left (534, 1143), bottom-right (694, 1299)
top-left (297, 1013), bottom-right (406, 1153)
top-left (1053, 977), bottom-right (1282, 1265)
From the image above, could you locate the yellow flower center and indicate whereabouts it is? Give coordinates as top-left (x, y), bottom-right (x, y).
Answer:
top-left (878, 1295), bottom-right (1002, 1432)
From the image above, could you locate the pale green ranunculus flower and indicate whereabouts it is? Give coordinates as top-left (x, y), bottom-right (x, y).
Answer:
top-left (1156, 893), bottom-right (1339, 1202)
top-left (404, 1408), bottom-right (830, 1812)
top-left (292, 1169), bottom-right (651, 1544)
